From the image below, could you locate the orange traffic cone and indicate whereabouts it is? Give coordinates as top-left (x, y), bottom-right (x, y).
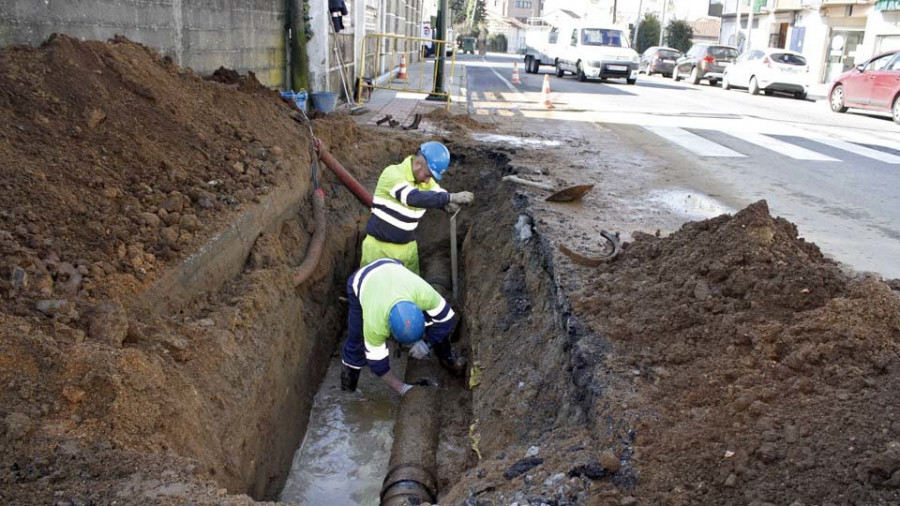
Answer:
top-left (511, 62), bottom-right (521, 85)
top-left (541, 74), bottom-right (554, 109)
top-left (397, 54), bottom-right (408, 80)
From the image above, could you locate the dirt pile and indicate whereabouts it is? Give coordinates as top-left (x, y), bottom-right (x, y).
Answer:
top-left (0, 34), bottom-right (397, 505)
top-left (0, 34), bottom-right (310, 309)
top-left (571, 200), bottom-right (900, 504)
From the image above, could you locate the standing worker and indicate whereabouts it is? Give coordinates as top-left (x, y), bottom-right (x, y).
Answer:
top-left (341, 258), bottom-right (466, 395)
top-left (362, 141), bottom-right (474, 274)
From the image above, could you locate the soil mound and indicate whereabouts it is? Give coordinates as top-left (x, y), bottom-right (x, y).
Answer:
top-left (424, 108), bottom-right (491, 133)
top-left (573, 200), bottom-right (900, 504)
top-left (0, 34), bottom-right (309, 310)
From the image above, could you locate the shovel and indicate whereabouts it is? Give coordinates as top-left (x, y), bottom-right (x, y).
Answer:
top-left (502, 175), bottom-right (593, 202)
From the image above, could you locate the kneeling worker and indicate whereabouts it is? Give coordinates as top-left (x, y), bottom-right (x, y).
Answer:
top-left (362, 141), bottom-right (474, 274)
top-left (340, 258), bottom-right (466, 395)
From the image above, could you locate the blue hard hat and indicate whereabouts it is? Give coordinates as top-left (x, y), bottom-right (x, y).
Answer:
top-left (388, 300), bottom-right (425, 344)
top-left (419, 141), bottom-right (450, 180)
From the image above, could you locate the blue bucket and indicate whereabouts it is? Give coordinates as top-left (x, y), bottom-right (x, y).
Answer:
top-left (280, 90), bottom-right (307, 111)
top-left (310, 92), bottom-right (339, 114)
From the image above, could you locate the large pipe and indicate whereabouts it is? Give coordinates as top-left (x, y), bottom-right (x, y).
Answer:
top-left (293, 189), bottom-right (327, 286)
top-left (315, 139), bottom-right (373, 208)
top-left (380, 356), bottom-right (441, 505)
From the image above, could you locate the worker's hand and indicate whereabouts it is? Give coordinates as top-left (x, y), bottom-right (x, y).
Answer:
top-left (409, 340), bottom-right (430, 360)
top-left (444, 202), bottom-right (461, 214)
top-left (449, 191), bottom-right (475, 206)
top-left (399, 383), bottom-right (413, 396)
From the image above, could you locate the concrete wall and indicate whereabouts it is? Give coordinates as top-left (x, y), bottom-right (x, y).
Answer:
top-left (0, 0), bottom-right (287, 88)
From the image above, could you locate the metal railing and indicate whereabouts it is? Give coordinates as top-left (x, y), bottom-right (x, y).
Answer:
top-left (357, 33), bottom-right (457, 109)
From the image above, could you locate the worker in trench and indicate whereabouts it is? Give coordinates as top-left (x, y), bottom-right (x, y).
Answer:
top-left (340, 258), bottom-right (466, 395)
top-left (361, 141), bottom-right (475, 274)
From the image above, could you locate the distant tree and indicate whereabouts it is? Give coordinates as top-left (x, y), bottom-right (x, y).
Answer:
top-left (488, 34), bottom-right (508, 52)
top-left (465, 0), bottom-right (486, 29)
top-left (636, 13), bottom-right (661, 53)
top-left (451, 0), bottom-right (467, 25)
top-left (664, 19), bottom-right (693, 53)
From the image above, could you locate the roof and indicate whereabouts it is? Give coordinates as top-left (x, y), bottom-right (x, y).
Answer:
top-left (690, 17), bottom-right (722, 39)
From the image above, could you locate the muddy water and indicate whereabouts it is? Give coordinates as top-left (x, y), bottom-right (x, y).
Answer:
top-left (280, 355), bottom-right (405, 505)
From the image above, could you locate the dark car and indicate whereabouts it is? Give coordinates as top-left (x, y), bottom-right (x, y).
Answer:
top-left (829, 50), bottom-right (900, 124)
top-left (673, 44), bottom-right (739, 85)
top-left (639, 46), bottom-right (682, 77)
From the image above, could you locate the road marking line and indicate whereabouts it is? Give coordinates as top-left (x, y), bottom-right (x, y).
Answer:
top-left (739, 132), bottom-right (840, 161)
top-left (643, 126), bottom-right (746, 158)
top-left (488, 65), bottom-right (522, 95)
top-left (811, 138), bottom-right (900, 164)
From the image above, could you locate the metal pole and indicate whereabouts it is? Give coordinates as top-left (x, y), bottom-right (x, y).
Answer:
top-left (633, 0), bottom-right (644, 48)
top-left (427, 0), bottom-right (448, 99)
top-left (734, 0), bottom-right (742, 49)
top-left (450, 209), bottom-right (459, 301)
top-left (659, 0), bottom-right (668, 46)
top-left (747, 0), bottom-right (754, 51)
top-left (612, 0), bottom-right (617, 24)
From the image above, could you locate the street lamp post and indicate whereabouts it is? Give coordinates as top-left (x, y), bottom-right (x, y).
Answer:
top-left (427, 0), bottom-right (449, 101)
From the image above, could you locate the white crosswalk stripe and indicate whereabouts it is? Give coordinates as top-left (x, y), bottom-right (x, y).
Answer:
top-left (810, 138), bottom-right (900, 164)
top-left (642, 126), bottom-right (899, 164)
top-left (739, 132), bottom-right (839, 161)
top-left (644, 126), bottom-right (745, 158)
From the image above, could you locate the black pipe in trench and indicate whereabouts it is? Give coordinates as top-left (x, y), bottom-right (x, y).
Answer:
top-left (380, 256), bottom-right (454, 505)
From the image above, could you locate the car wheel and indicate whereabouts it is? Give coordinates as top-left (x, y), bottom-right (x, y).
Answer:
top-left (555, 64), bottom-right (564, 78)
top-left (690, 66), bottom-right (700, 84)
top-left (524, 56), bottom-right (533, 74)
top-left (707, 79), bottom-right (718, 87)
top-left (893, 95), bottom-right (900, 124)
top-left (763, 89), bottom-right (774, 96)
top-left (749, 76), bottom-right (760, 95)
top-left (830, 84), bottom-right (848, 113)
top-left (722, 74), bottom-right (731, 90)
top-left (672, 68), bottom-right (681, 82)
top-left (794, 91), bottom-right (807, 100)
top-left (577, 63), bottom-right (587, 82)
top-left (627, 77), bottom-right (637, 85)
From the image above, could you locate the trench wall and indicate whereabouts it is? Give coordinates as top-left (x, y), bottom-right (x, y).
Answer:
top-left (0, 0), bottom-right (287, 87)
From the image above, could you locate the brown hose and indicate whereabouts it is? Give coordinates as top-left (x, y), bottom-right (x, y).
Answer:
top-left (316, 138), bottom-right (373, 208)
top-left (293, 189), bottom-right (327, 286)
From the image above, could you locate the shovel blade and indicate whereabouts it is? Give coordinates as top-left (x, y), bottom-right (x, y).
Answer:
top-left (545, 184), bottom-right (594, 202)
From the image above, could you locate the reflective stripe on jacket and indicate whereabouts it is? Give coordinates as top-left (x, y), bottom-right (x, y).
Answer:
top-left (347, 258), bottom-right (457, 376)
top-left (365, 156), bottom-right (451, 244)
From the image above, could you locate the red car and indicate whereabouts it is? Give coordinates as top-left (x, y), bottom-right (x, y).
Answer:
top-left (829, 50), bottom-right (900, 124)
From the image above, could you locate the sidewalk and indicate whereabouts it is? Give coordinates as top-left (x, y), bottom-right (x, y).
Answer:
top-left (354, 56), bottom-right (469, 127)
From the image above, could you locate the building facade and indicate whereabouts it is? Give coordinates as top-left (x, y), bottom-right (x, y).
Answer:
top-left (716, 0), bottom-right (900, 85)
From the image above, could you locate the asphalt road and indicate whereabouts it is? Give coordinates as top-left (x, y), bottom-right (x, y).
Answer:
top-left (456, 52), bottom-right (900, 278)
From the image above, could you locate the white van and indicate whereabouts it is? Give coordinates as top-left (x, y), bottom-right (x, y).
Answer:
top-left (554, 24), bottom-right (639, 84)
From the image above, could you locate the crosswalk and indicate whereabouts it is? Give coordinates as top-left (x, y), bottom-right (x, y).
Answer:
top-left (643, 126), bottom-right (900, 165)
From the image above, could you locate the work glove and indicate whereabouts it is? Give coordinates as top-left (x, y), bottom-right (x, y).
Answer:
top-left (399, 383), bottom-right (413, 396)
top-left (448, 191), bottom-right (475, 206)
top-left (409, 340), bottom-right (431, 360)
top-left (444, 202), bottom-right (461, 214)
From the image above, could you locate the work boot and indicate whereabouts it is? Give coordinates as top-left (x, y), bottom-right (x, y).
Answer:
top-left (341, 365), bottom-right (360, 392)
top-left (439, 353), bottom-right (467, 377)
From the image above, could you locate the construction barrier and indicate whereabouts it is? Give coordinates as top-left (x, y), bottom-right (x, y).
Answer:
top-left (357, 33), bottom-right (457, 110)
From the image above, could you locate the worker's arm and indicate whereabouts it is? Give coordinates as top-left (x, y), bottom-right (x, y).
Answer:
top-left (412, 282), bottom-right (457, 347)
top-left (361, 315), bottom-right (412, 395)
top-left (389, 181), bottom-right (450, 209)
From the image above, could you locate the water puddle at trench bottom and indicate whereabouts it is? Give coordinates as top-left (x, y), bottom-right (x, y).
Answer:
top-left (280, 355), bottom-right (406, 505)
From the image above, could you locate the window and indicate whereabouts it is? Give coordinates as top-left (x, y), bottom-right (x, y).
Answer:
top-left (580, 28), bottom-right (627, 48)
top-left (866, 54), bottom-right (894, 72)
top-left (571, 29), bottom-right (578, 46)
top-left (514, 0), bottom-right (533, 7)
top-left (888, 53), bottom-right (900, 71)
top-left (548, 28), bottom-right (558, 44)
top-left (710, 46), bottom-right (740, 58)
top-left (771, 52), bottom-right (807, 65)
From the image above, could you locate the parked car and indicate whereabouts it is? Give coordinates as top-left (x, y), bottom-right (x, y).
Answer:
top-left (639, 46), bottom-right (682, 77)
top-left (829, 50), bottom-right (900, 124)
top-left (673, 44), bottom-right (739, 85)
top-left (722, 48), bottom-right (811, 99)
top-left (554, 24), bottom-right (639, 84)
